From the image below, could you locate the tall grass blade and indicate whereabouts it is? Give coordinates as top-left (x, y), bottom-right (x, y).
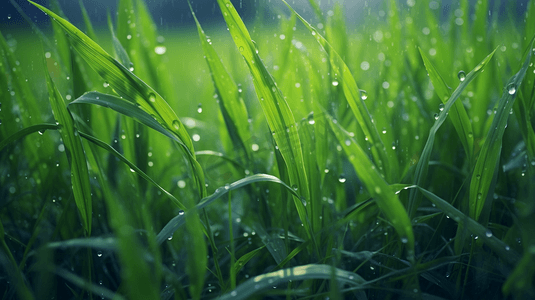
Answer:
top-left (45, 57), bottom-right (92, 235)
top-left (419, 48), bottom-right (474, 164)
top-left (189, 1), bottom-right (251, 161)
top-left (215, 0), bottom-right (311, 237)
top-left (409, 48), bottom-right (497, 218)
top-left (327, 113), bottom-right (415, 261)
top-left (469, 39), bottom-right (534, 221)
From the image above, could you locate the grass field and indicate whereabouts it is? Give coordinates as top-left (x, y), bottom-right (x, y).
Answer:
top-left (1, 0), bottom-right (535, 299)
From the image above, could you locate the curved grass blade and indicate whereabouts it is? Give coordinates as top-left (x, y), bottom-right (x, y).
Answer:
top-left (43, 237), bottom-right (117, 252)
top-left (189, 1), bottom-right (251, 161)
top-left (156, 174), bottom-right (299, 245)
top-left (281, 0), bottom-right (397, 183)
top-left (77, 130), bottom-right (185, 210)
top-left (470, 39), bottom-right (534, 221)
top-left (327, 113), bottom-right (415, 261)
top-left (409, 48), bottom-right (497, 218)
top-left (419, 48), bottom-right (474, 164)
top-left (29, 1), bottom-right (206, 198)
top-left (219, 264), bottom-right (367, 300)
top-left (0, 124), bottom-right (59, 151)
top-left (45, 59), bottom-right (92, 235)
top-left (233, 246), bottom-right (265, 275)
top-left (417, 186), bottom-right (520, 265)
top-left (215, 0), bottom-right (311, 238)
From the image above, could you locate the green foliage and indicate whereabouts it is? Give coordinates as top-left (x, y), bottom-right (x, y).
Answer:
top-left (1, 0), bottom-right (535, 299)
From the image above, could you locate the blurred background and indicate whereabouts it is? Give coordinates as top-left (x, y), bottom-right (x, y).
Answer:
top-left (1, 0), bottom-right (530, 33)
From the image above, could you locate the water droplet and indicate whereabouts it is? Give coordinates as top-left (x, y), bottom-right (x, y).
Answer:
top-left (477, 193), bottom-right (482, 200)
top-left (126, 34), bottom-right (132, 40)
top-left (154, 46), bottom-right (167, 55)
top-left (434, 113), bottom-right (439, 120)
top-left (239, 46), bottom-right (244, 52)
top-left (177, 180), bottom-right (186, 188)
top-left (439, 103), bottom-right (444, 111)
top-left (172, 120), bottom-right (180, 130)
top-left (401, 237), bottom-right (408, 243)
top-left (97, 251), bottom-right (103, 257)
top-left (332, 81), bottom-right (339, 86)
top-left (197, 103), bottom-right (203, 113)
top-left (359, 89), bottom-right (368, 100)
top-left (457, 70), bottom-right (466, 81)
top-left (375, 186), bottom-right (381, 194)
top-left (148, 93), bottom-right (156, 103)
top-left (167, 235), bottom-right (173, 241)
top-left (307, 113), bottom-right (315, 125)
top-left (324, 168), bottom-right (329, 173)
top-left (251, 144), bottom-right (259, 151)
top-left (192, 134), bottom-right (200, 142)
top-left (7, 14), bottom-right (11, 19)
top-left (485, 230), bottom-right (492, 237)
top-left (507, 83), bottom-right (516, 95)
top-left (178, 210), bottom-right (185, 215)
top-left (338, 175), bottom-right (346, 183)
top-left (505, 245), bottom-right (510, 251)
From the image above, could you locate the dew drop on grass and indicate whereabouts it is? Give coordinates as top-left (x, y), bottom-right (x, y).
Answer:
top-left (332, 81), bottom-right (339, 86)
top-left (239, 46), bottom-right (244, 52)
top-left (251, 144), bottom-right (259, 151)
top-left (167, 235), bottom-right (173, 241)
top-left (192, 134), bottom-right (200, 142)
top-left (457, 70), bottom-right (466, 82)
top-left (177, 180), bottom-right (186, 188)
top-left (178, 210), bottom-right (185, 215)
top-left (338, 175), bottom-right (346, 183)
top-left (485, 230), bottom-right (492, 237)
top-left (154, 46), bottom-right (166, 55)
top-left (401, 237), bottom-right (408, 243)
top-left (434, 113), bottom-right (439, 120)
top-left (359, 89), bottom-right (368, 100)
top-left (172, 120), bottom-right (180, 130)
top-left (439, 103), bottom-right (444, 111)
top-left (97, 251), bottom-right (103, 257)
top-left (197, 103), bottom-right (203, 113)
top-left (307, 113), bottom-right (315, 125)
top-left (148, 93), bottom-right (156, 103)
top-left (507, 83), bottom-right (516, 95)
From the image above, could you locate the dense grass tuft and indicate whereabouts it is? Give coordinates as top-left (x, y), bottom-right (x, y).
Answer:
top-left (1, 0), bottom-right (535, 299)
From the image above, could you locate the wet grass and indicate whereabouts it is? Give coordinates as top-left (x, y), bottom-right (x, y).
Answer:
top-left (1, 0), bottom-right (535, 299)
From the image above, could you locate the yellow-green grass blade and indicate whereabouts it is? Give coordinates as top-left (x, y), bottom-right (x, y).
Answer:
top-left (417, 187), bottom-right (519, 266)
top-left (233, 245), bottom-right (265, 276)
top-left (282, 0), bottom-right (397, 183)
top-left (409, 48), bottom-right (497, 218)
top-left (327, 113), bottom-right (414, 261)
top-left (78, 0), bottom-right (97, 41)
top-left (419, 48), bottom-right (474, 165)
top-left (219, 264), bottom-right (366, 300)
top-left (45, 59), bottom-right (92, 235)
top-left (189, 2), bottom-right (251, 161)
top-left (156, 174), bottom-right (299, 245)
top-left (29, 1), bottom-right (206, 198)
top-left (470, 40), bottom-right (534, 222)
top-left (216, 0), bottom-right (311, 236)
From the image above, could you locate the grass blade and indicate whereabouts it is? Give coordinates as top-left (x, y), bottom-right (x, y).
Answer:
top-left (215, 0), bottom-right (311, 238)
top-left (45, 56), bottom-right (92, 235)
top-left (469, 39), bottom-right (534, 221)
top-left (419, 47), bottom-right (474, 164)
top-left (409, 48), bottom-right (497, 218)
top-left (327, 113), bottom-right (415, 261)
top-left (189, 1), bottom-right (251, 161)
top-left (219, 264), bottom-right (366, 300)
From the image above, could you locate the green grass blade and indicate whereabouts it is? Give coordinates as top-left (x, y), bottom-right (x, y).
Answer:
top-left (219, 264), bottom-right (366, 300)
top-left (282, 0), bottom-right (397, 183)
top-left (327, 113), bottom-right (415, 261)
top-left (29, 1), bottom-right (206, 197)
top-left (189, 1), bottom-right (251, 161)
top-left (470, 39), bottom-right (534, 221)
top-left (0, 124), bottom-right (59, 151)
top-left (156, 174), bottom-right (299, 245)
top-left (233, 245), bottom-right (265, 275)
top-left (419, 47), bottom-right (474, 164)
top-left (45, 57), bottom-right (92, 235)
top-left (417, 186), bottom-right (520, 265)
top-left (409, 48), bottom-right (497, 218)
top-left (216, 0), bottom-right (311, 237)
